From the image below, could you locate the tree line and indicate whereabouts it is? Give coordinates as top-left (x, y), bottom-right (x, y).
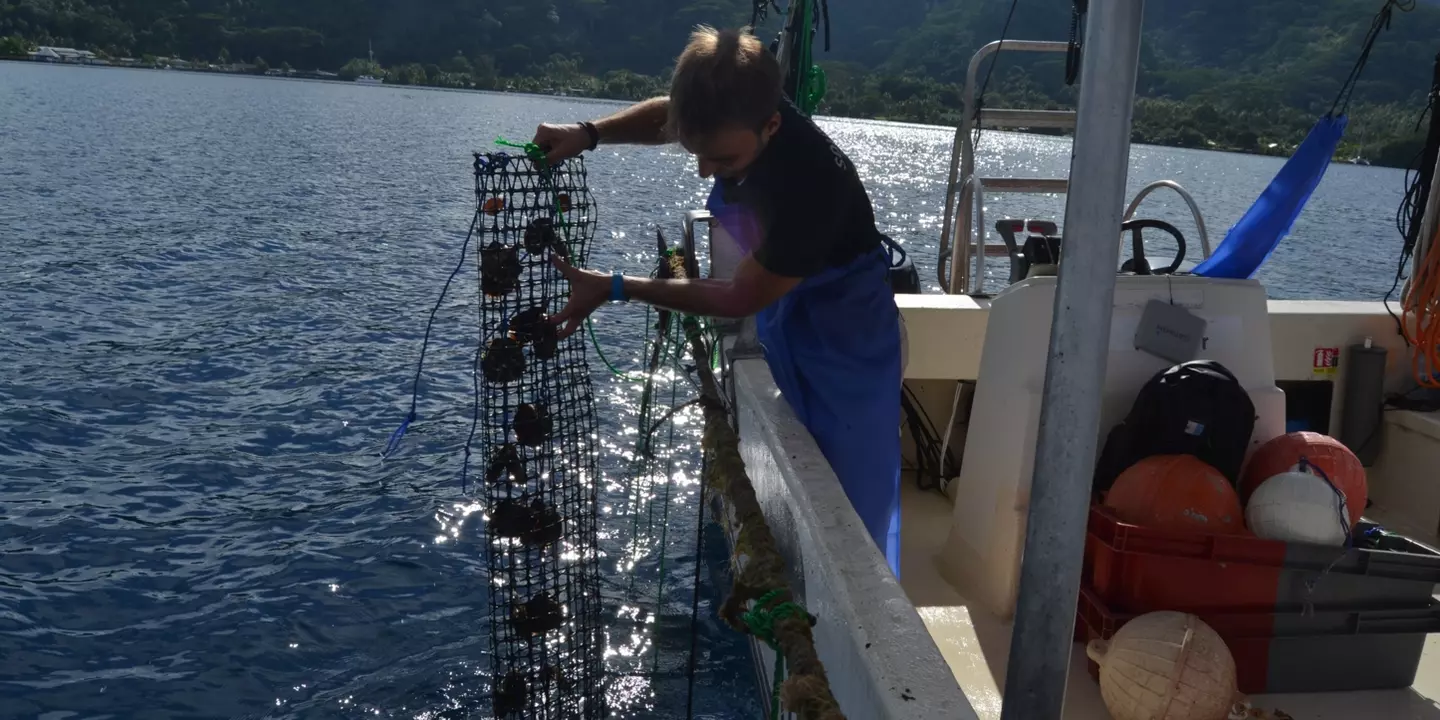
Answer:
top-left (3, 0), bottom-right (1438, 165)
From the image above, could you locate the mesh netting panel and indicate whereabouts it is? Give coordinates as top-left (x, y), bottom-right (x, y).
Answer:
top-left (475, 152), bottom-right (605, 720)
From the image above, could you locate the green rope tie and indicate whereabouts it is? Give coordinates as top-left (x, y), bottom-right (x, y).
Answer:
top-left (742, 589), bottom-right (809, 720)
top-left (494, 136), bottom-right (547, 163)
top-left (800, 64), bottom-right (828, 116)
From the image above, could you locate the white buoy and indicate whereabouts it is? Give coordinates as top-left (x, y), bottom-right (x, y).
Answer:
top-left (1244, 469), bottom-right (1350, 546)
top-left (1087, 611), bottom-right (1238, 720)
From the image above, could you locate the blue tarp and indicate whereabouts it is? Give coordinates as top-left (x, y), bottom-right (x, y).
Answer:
top-left (1193, 114), bottom-right (1348, 279)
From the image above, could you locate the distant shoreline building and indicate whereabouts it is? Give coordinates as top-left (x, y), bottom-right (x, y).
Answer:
top-left (11, 48), bottom-right (354, 83)
top-left (31, 46), bottom-right (106, 65)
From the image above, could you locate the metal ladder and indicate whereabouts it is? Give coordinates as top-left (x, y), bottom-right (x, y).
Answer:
top-left (937, 40), bottom-right (1076, 295)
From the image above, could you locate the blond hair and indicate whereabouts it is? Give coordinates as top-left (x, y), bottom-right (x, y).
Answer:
top-left (667, 26), bottom-right (782, 141)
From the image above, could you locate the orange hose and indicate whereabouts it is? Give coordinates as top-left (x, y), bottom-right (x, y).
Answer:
top-left (1403, 221), bottom-right (1440, 388)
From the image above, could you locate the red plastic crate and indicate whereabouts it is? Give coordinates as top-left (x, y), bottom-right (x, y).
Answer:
top-left (1076, 586), bottom-right (1440, 694)
top-left (1084, 505), bottom-right (1284, 614)
top-left (1083, 505), bottom-right (1440, 617)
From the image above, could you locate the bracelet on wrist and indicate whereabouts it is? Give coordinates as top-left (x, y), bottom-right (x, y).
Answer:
top-left (609, 271), bottom-right (628, 303)
top-left (579, 121), bottom-right (600, 151)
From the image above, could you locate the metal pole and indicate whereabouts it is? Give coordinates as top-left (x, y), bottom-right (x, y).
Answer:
top-left (999, 0), bottom-right (1145, 718)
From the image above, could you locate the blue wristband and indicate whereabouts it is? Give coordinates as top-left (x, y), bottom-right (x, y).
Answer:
top-left (610, 271), bottom-right (627, 302)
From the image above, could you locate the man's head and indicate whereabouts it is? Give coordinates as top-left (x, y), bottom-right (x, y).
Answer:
top-left (667, 26), bottom-right (783, 180)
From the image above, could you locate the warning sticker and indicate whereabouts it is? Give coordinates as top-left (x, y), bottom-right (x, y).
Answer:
top-left (1313, 347), bottom-right (1340, 378)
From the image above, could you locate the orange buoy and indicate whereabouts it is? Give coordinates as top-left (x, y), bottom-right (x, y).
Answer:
top-left (483, 197), bottom-right (506, 216)
top-left (1239, 432), bottom-right (1366, 527)
top-left (1104, 455), bottom-right (1247, 534)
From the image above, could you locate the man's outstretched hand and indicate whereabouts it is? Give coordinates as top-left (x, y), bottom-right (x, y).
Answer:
top-left (549, 254), bottom-right (611, 339)
top-left (532, 123), bottom-right (591, 165)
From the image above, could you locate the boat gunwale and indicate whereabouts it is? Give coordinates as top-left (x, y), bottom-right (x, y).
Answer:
top-left (726, 355), bottom-right (979, 719)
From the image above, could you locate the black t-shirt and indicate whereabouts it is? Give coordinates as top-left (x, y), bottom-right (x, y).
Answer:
top-left (717, 101), bottom-right (886, 278)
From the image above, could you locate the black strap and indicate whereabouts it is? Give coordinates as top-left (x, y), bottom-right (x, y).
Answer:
top-left (1405, 54), bottom-right (1440, 251)
top-left (1328, 0), bottom-right (1415, 117)
top-left (881, 235), bottom-right (908, 269)
top-left (1383, 49), bottom-right (1439, 343)
top-left (818, 0), bottom-right (831, 52)
top-left (578, 121), bottom-right (599, 151)
top-left (972, 0), bottom-right (1022, 152)
top-left (751, 0), bottom-right (781, 26)
top-left (1065, 0), bottom-right (1087, 86)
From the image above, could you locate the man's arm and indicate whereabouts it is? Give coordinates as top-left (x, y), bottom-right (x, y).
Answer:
top-left (621, 254), bottom-right (800, 318)
top-left (548, 243), bottom-right (804, 338)
top-left (593, 96), bottom-right (671, 145)
top-left (534, 96), bottom-right (671, 163)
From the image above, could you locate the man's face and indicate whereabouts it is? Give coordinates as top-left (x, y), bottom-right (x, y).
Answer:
top-left (681, 112), bottom-right (782, 181)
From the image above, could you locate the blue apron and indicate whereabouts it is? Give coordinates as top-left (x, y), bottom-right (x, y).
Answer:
top-left (708, 186), bottom-right (903, 577)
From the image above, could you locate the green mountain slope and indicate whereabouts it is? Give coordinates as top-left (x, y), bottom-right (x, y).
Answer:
top-left (824, 0), bottom-right (1439, 164)
top-left (3, 0), bottom-right (1437, 164)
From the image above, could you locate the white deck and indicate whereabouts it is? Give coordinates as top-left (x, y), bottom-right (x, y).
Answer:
top-left (901, 477), bottom-right (1440, 720)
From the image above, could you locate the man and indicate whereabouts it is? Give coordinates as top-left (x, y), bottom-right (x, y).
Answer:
top-left (534, 26), bottom-right (903, 576)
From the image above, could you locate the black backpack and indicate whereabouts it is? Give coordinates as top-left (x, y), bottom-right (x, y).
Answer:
top-left (1093, 360), bottom-right (1256, 495)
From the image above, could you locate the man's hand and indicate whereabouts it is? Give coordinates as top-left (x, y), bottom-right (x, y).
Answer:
top-left (549, 254), bottom-right (611, 339)
top-left (532, 123), bottom-right (591, 165)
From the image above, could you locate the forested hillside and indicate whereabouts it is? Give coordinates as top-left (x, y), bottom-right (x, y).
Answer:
top-left (3, 0), bottom-right (1438, 164)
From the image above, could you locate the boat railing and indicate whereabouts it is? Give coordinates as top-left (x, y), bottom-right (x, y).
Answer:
top-left (939, 39), bottom-right (1076, 294)
top-left (1122, 180), bottom-right (1213, 260)
top-left (947, 175), bottom-right (1214, 294)
top-left (681, 209), bottom-right (709, 279)
top-left (946, 174), bottom-right (1071, 294)
top-left (683, 208), bottom-right (761, 350)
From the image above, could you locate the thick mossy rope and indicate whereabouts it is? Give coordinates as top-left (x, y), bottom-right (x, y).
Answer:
top-left (698, 362), bottom-right (844, 720)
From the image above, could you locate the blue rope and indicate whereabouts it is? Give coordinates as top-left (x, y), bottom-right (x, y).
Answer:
top-left (392, 146), bottom-right (568, 486)
top-left (382, 213), bottom-right (481, 460)
top-left (1299, 455), bottom-right (1353, 546)
top-left (461, 323), bottom-right (485, 492)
